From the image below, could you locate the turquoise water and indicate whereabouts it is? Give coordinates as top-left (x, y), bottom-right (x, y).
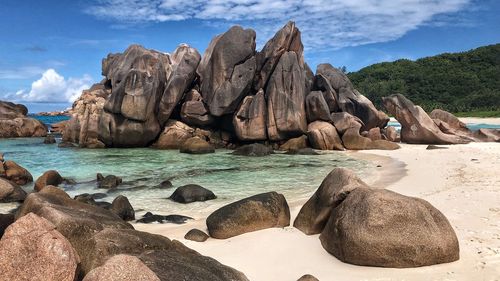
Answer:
top-left (30, 115), bottom-right (70, 126)
top-left (0, 137), bottom-right (373, 217)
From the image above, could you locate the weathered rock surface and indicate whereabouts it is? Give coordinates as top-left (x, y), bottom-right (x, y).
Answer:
top-left (0, 178), bottom-right (26, 202)
top-left (306, 91), bottom-right (331, 122)
top-left (297, 274), bottom-right (320, 281)
top-left (0, 100), bottom-right (47, 138)
top-left (136, 213), bottom-right (193, 224)
top-left (1, 160), bottom-right (33, 185)
top-left (184, 228), bottom-right (210, 242)
top-left (43, 134), bottom-right (56, 144)
top-left (232, 143), bottom-right (273, 156)
top-left (34, 170), bottom-right (64, 191)
top-left (430, 109), bottom-right (468, 132)
top-left (83, 254), bottom-right (160, 281)
top-left (180, 90), bottom-right (213, 127)
top-left (110, 195), bottom-right (135, 221)
top-left (342, 127), bottom-right (400, 150)
top-left (330, 112), bottom-right (364, 135)
top-left (170, 184), bottom-right (216, 203)
top-left (153, 120), bottom-right (194, 149)
top-left (158, 45), bottom-right (201, 125)
top-left (279, 135), bottom-right (308, 151)
top-left (0, 213), bottom-right (80, 281)
top-left (320, 187), bottom-right (460, 267)
top-left (233, 89), bottom-right (267, 141)
top-left (383, 126), bottom-right (398, 142)
top-left (294, 168), bottom-right (369, 235)
top-left (206, 192), bottom-right (290, 239)
top-left (198, 26), bottom-right (256, 117)
top-left (266, 51), bottom-right (307, 141)
top-left (383, 94), bottom-right (470, 144)
top-left (316, 64), bottom-right (388, 131)
top-left (97, 174), bottom-right (122, 189)
top-left (307, 121), bottom-right (344, 151)
top-left (180, 137), bottom-right (215, 154)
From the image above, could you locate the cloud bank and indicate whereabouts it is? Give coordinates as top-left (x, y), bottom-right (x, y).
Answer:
top-left (86, 0), bottom-right (471, 50)
top-left (12, 69), bottom-right (92, 103)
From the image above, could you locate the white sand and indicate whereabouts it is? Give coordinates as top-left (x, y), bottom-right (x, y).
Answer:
top-left (459, 117), bottom-right (500, 125)
top-left (135, 142), bottom-right (500, 281)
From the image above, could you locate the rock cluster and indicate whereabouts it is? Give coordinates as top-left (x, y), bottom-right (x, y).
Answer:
top-left (0, 101), bottom-right (47, 138)
top-left (61, 21), bottom-right (398, 151)
top-left (294, 168), bottom-right (460, 268)
top-left (0, 186), bottom-right (248, 280)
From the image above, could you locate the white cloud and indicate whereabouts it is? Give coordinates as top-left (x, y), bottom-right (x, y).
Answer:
top-left (85, 0), bottom-right (471, 50)
top-left (13, 69), bottom-right (92, 103)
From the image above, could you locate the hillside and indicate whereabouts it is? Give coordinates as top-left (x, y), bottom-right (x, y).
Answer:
top-left (348, 44), bottom-right (500, 114)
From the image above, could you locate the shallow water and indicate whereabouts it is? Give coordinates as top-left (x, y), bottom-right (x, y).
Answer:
top-left (0, 137), bottom-right (373, 218)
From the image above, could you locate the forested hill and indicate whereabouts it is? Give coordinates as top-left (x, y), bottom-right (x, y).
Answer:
top-left (348, 44), bottom-right (500, 114)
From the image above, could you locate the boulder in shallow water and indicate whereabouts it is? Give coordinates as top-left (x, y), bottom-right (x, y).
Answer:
top-left (169, 184), bottom-right (216, 203)
top-left (111, 195), bottom-right (135, 221)
top-left (0, 178), bottom-right (26, 203)
top-left (0, 213), bottom-right (80, 281)
top-left (294, 168), bottom-right (369, 235)
top-left (1, 160), bottom-right (33, 185)
top-left (179, 137), bottom-right (215, 154)
top-left (320, 187), bottom-right (460, 267)
top-left (83, 254), bottom-right (160, 281)
top-left (206, 192), bottom-right (290, 239)
top-left (97, 174), bottom-right (122, 189)
top-left (279, 135), bottom-right (308, 151)
top-left (34, 170), bottom-right (64, 191)
top-left (184, 228), bottom-right (210, 242)
top-left (232, 143), bottom-right (273, 156)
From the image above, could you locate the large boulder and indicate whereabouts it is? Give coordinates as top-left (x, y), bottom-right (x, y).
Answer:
top-left (232, 143), bottom-right (273, 156)
top-left (316, 64), bottom-right (388, 130)
top-left (180, 90), bottom-right (214, 127)
top-left (306, 91), bottom-right (331, 122)
top-left (98, 45), bottom-right (172, 147)
top-left (430, 109), bottom-right (468, 132)
top-left (294, 168), bottom-right (368, 235)
top-left (169, 184), bottom-right (216, 203)
top-left (233, 89), bottom-right (267, 141)
top-left (0, 100), bottom-right (47, 138)
top-left (382, 94), bottom-right (470, 144)
top-left (206, 192), bottom-right (290, 239)
top-left (254, 21), bottom-right (303, 91)
top-left (153, 120), bottom-right (194, 149)
top-left (34, 170), bottom-right (64, 191)
top-left (307, 121), bottom-right (344, 151)
top-left (197, 26), bottom-right (256, 116)
top-left (157, 45), bottom-right (201, 125)
top-left (0, 213), bottom-right (80, 281)
top-left (320, 187), bottom-right (460, 267)
top-left (0, 178), bottom-right (27, 202)
top-left (83, 254), bottom-right (160, 281)
top-left (2, 160), bottom-right (33, 185)
top-left (179, 137), bottom-right (215, 154)
top-left (62, 83), bottom-right (110, 148)
top-left (266, 51), bottom-right (307, 140)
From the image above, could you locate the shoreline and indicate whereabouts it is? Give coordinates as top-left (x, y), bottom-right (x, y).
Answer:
top-left (136, 142), bottom-right (500, 280)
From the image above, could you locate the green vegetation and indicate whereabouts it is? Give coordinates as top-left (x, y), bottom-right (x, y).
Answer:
top-left (453, 111), bottom-right (500, 118)
top-left (348, 44), bottom-right (500, 114)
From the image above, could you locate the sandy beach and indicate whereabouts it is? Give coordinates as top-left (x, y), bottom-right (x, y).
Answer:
top-left (136, 142), bottom-right (500, 281)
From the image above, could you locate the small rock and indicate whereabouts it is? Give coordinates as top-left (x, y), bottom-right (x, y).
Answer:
top-left (34, 170), bottom-right (63, 191)
top-left (298, 274), bottom-right (319, 281)
top-left (426, 145), bottom-right (448, 150)
top-left (158, 180), bottom-right (173, 189)
top-left (98, 174), bottom-right (122, 189)
top-left (0, 178), bottom-right (27, 203)
top-left (111, 195), bottom-right (135, 221)
top-left (232, 143), bottom-right (273, 156)
top-left (169, 184), bottom-right (216, 203)
top-left (58, 141), bottom-right (76, 148)
top-left (285, 148), bottom-right (320, 155)
top-left (179, 137), bottom-right (215, 154)
top-left (43, 134), bottom-right (56, 144)
top-left (184, 228), bottom-right (209, 242)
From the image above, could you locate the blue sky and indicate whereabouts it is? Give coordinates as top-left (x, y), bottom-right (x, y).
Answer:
top-left (0, 0), bottom-right (499, 112)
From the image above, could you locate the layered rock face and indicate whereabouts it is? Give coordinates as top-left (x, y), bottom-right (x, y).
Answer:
top-left (62, 21), bottom-right (396, 150)
top-left (0, 101), bottom-right (47, 138)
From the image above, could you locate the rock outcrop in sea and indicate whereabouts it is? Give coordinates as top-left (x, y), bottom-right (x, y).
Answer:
top-left (61, 21), bottom-right (399, 150)
top-left (0, 101), bottom-right (47, 138)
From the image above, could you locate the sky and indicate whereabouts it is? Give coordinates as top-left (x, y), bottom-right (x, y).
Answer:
top-left (0, 0), bottom-right (499, 112)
